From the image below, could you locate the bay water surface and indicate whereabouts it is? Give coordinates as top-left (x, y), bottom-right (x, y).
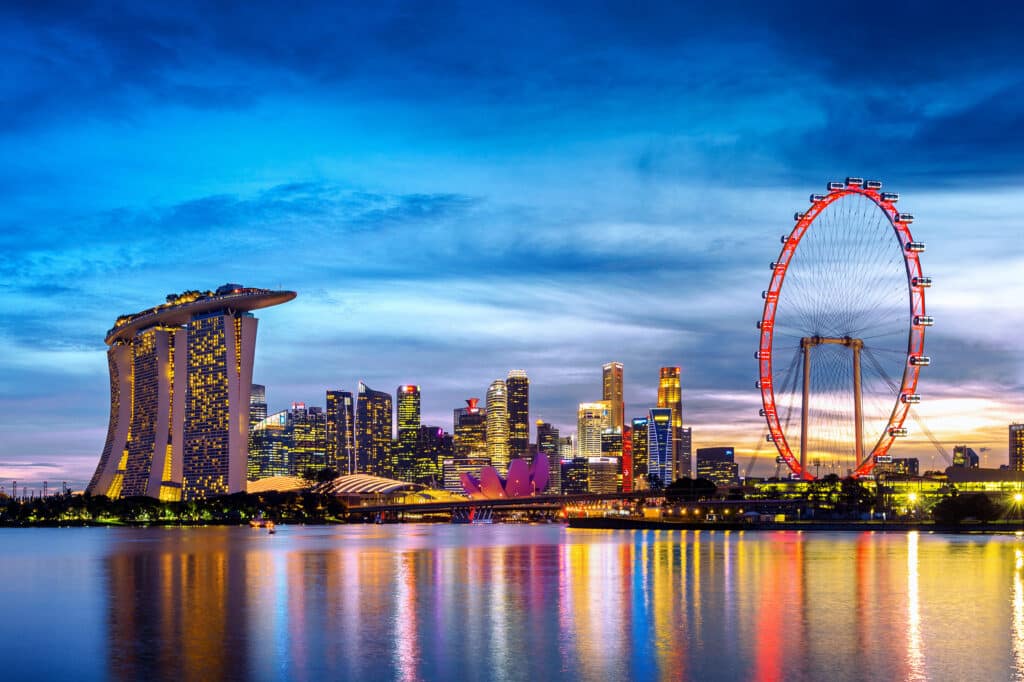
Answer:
top-left (1, 525), bottom-right (1020, 681)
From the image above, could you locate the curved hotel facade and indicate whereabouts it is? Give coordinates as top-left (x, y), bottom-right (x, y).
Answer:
top-left (87, 284), bottom-right (295, 500)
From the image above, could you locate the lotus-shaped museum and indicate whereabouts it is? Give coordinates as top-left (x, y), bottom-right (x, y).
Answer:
top-left (460, 453), bottom-right (550, 499)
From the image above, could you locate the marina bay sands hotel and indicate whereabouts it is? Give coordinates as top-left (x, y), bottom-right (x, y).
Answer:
top-left (86, 284), bottom-right (295, 501)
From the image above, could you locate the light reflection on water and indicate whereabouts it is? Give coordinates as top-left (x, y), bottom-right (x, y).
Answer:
top-left (1, 526), bottom-right (1023, 680)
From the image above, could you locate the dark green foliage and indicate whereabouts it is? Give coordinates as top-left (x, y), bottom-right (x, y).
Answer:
top-left (664, 477), bottom-right (717, 502)
top-left (0, 490), bottom-right (348, 526)
top-left (932, 493), bottom-right (998, 524)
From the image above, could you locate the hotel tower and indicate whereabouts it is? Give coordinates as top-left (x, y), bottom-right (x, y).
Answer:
top-left (86, 284), bottom-right (295, 500)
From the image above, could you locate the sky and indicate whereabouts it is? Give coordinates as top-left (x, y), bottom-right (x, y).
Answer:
top-left (1, 1), bottom-right (1022, 489)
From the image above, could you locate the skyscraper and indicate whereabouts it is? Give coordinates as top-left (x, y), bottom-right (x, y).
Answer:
top-left (506, 370), bottom-right (530, 460)
top-left (326, 390), bottom-right (355, 474)
top-left (454, 398), bottom-right (487, 458)
top-left (247, 384), bottom-right (267, 480)
top-left (602, 362), bottom-right (625, 429)
top-left (417, 425), bottom-right (451, 483)
top-left (537, 420), bottom-right (561, 494)
top-left (87, 284), bottom-right (295, 500)
top-left (695, 447), bottom-right (739, 488)
top-left (601, 427), bottom-right (624, 492)
top-left (631, 417), bottom-right (649, 480)
top-left (249, 409), bottom-right (290, 479)
top-left (288, 403), bottom-right (327, 476)
top-left (395, 385), bottom-right (421, 481)
top-left (952, 445), bottom-right (981, 468)
top-left (577, 401), bottom-right (611, 458)
top-left (679, 426), bottom-right (693, 479)
top-left (486, 380), bottom-right (510, 472)
top-left (1012, 424), bottom-right (1024, 472)
top-left (647, 408), bottom-right (673, 486)
top-left (356, 381), bottom-right (393, 477)
top-left (622, 424), bottom-right (633, 493)
top-left (657, 366), bottom-right (688, 480)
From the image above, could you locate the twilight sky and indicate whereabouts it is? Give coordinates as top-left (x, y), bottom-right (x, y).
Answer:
top-left (1, 2), bottom-right (1022, 489)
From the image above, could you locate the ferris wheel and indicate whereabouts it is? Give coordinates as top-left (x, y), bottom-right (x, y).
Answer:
top-left (757, 178), bottom-right (930, 480)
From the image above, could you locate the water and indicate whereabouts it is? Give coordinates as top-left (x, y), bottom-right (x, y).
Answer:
top-left (1, 525), bottom-right (1021, 681)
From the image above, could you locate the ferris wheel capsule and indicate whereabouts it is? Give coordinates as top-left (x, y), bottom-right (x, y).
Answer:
top-left (810, 193), bottom-right (826, 202)
top-left (865, 180), bottom-right (883, 190)
top-left (845, 177), bottom-right (864, 187)
top-left (881, 192), bottom-right (899, 202)
top-left (827, 181), bottom-right (844, 191)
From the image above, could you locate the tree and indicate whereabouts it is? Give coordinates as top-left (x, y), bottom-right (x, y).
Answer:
top-left (933, 493), bottom-right (997, 525)
top-left (665, 477), bottom-right (717, 502)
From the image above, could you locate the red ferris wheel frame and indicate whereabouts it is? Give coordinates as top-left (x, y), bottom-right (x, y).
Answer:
top-left (757, 181), bottom-right (928, 480)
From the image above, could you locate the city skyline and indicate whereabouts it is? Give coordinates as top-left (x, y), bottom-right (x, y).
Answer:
top-left (1, 4), bottom-right (1022, 488)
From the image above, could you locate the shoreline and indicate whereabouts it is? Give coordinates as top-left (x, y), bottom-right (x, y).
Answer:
top-left (567, 516), bottom-right (1024, 534)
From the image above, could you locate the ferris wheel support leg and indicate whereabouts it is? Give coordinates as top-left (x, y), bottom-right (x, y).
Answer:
top-left (853, 339), bottom-right (865, 469)
top-left (801, 339), bottom-right (811, 477)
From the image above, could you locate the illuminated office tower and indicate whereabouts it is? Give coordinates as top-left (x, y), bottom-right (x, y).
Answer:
top-left (326, 390), bottom-right (355, 474)
top-left (395, 385), bottom-right (421, 481)
top-left (1012, 424), bottom-right (1024, 471)
top-left (563, 457), bottom-right (589, 494)
top-left (486, 380), bottom-right (510, 472)
top-left (658, 366), bottom-right (689, 480)
top-left (631, 417), bottom-right (649, 479)
top-left (287, 403), bottom-right (326, 476)
top-left (87, 284), bottom-right (294, 500)
top-left (602, 362), bottom-right (625, 429)
top-left (679, 426), bottom-right (693, 479)
top-left (647, 408), bottom-right (673, 486)
top-left (248, 384), bottom-right (267, 480)
top-left (537, 420), bottom-right (561, 494)
top-left (558, 435), bottom-right (575, 461)
top-left (356, 382), bottom-right (393, 477)
top-left (695, 447), bottom-right (739, 488)
top-left (951, 445), bottom-right (980, 468)
top-left (249, 410), bottom-right (289, 478)
top-left (506, 370), bottom-right (530, 460)
top-left (454, 398), bottom-right (488, 458)
top-left (587, 457), bottom-right (620, 494)
top-left (442, 457), bottom-right (490, 494)
top-left (601, 427), bottom-right (624, 492)
top-left (622, 425), bottom-right (633, 493)
top-left (418, 426), bottom-right (451, 483)
top-left (577, 401), bottom-right (611, 458)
